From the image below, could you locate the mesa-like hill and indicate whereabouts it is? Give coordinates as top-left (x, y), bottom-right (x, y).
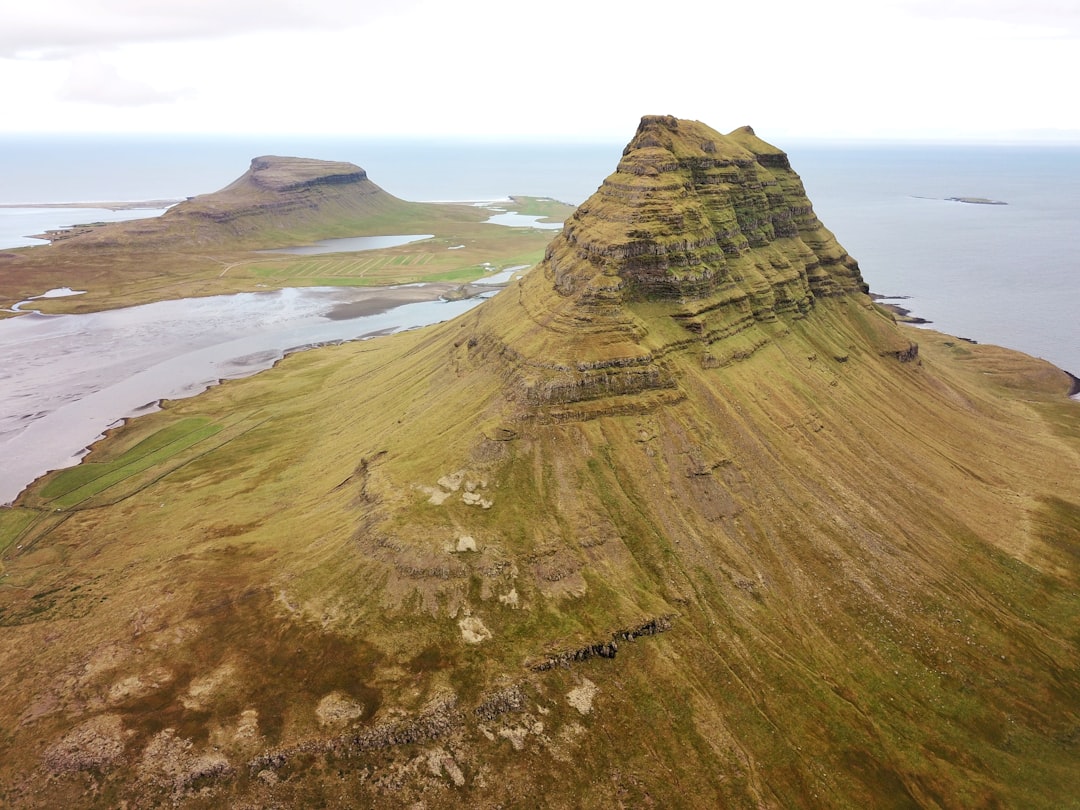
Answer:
top-left (0, 155), bottom-right (566, 314)
top-left (1, 117), bottom-right (1078, 809)
top-left (52, 155), bottom-right (421, 250)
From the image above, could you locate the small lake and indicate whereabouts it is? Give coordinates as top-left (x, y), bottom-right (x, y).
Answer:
top-left (485, 212), bottom-right (564, 230)
top-left (258, 234), bottom-right (433, 255)
top-left (0, 286), bottom-right (487, 506)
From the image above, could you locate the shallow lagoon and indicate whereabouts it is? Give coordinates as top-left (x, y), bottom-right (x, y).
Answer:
top-left (0, 286), bottom-right (488, 505)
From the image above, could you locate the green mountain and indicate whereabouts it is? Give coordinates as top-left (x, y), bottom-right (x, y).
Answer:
top-left (1, 116), bottom-right (1078, 808)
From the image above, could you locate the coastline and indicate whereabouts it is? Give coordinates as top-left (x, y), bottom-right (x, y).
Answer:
top-left (0, 282), bottom-right (499, 506)
top-left (0, 199), bottom-right (182, 211)
top-left (876, 291), bottom-right (1080, 396)
top-left (870, 293), bottom-right (932, 325)
top-left (324, 282), bottom-right (489, 319)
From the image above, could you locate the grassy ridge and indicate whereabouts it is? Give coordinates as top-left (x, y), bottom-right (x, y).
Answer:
top-left (2, 297), bottom-right (1076, 807)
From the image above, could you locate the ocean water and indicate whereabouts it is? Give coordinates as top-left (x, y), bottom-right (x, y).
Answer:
top-left (0, 136), bottom-right (1077, 375)
top-left (788, 144), bottom-right (1080, 378)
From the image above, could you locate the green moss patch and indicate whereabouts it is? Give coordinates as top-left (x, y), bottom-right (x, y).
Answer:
top-left (38, 417), bottom-right (222, 508)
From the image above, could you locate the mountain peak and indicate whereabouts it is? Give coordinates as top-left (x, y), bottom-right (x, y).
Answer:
top-left (547, 116), bottom-right (864, 305)
top-left (2, 118), bottom-right (1078, 809)
top-left (471, 116), bottom-right (890, 417)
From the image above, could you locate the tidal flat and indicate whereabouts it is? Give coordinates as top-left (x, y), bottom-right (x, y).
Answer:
top-left (0, 284), bottom-right (490, 505)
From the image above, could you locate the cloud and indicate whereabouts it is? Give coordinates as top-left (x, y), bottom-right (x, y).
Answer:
top-left (58, 54), bottom-right (189, 106)
top-left (0, 0), bottom-right (414, 59)
top-left (898, 0), bottom-right (1080, 34)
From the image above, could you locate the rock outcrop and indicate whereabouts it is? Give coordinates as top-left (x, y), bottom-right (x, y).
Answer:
top-left (461, 116), bottom-right (904, 418)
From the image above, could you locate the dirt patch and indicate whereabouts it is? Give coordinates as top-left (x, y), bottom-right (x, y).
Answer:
top-left (112, 590), bottom-right (384, 753)
top-left (566, 679), bottom-right (598, 715)
top-left (43, 713), bottom-right (126, 774)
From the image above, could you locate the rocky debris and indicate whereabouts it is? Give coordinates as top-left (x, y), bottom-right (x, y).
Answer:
top-left (316, 691), bottom-right (366, 727)
top-left (529, 640), bottom-right (618, 671)
top-left (138, 728), bottom-right (233, 795)
top-left (498, 723), bottom-right (533, 751)
top-left (614, 615), bottom-right (675, 641)
top-left (249, 695), bottom-right (464, 776)
top-left (420, 469), bottom-right (493, 507)
top-left (105, 666), bottom-right (174, 705)
top-left (462, 491), bottom-right (493, 509)
top-left (438, 471), bottom-right (465, 492)
top-left (474, 685), bottom-right (527, 721)
top-left (418, 484), bottom-right (453, 505)
top-left (426, 746), bottom-right (466, 786)
top-left (566, 679), bottom-right (599, 715)
top-left (459, 615), bottom-right (493, 644)
top-left (887, 341), bottom-right (920, 363)
top-left (42, 713), bottom-right (126, 774)
top-left (454, 534), bottom-right (478, 552)
top-left (528, 615), bottom-right (676, 671)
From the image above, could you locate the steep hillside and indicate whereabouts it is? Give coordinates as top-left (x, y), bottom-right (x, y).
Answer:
top-left (1, 117), bottom-right (1077, 809)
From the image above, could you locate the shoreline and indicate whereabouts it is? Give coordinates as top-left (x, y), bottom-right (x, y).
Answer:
top-left (876, 291), bottom-right (1080, 393)
top-left (870, 292), bottom-right (932, 325)
top-left (0, 282), bottom-right (498, 506)
top-left (0, 199), bottom-right (182, 211)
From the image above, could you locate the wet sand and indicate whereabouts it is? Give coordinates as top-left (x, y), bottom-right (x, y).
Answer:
top-left (324, 282), bottom-right (466, 320)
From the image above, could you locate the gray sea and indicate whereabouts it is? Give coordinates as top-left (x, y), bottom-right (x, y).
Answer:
top-left (1, 135), bottom-right (1077, 378)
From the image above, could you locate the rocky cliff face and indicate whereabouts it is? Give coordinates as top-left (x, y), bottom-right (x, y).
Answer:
top-left (466, 116), bottom-right (909, 416)
top-left (548, 116), bottom-right (863, 303)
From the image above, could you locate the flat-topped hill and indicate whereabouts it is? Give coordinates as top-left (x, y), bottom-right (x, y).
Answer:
top-left (52, 155), bottom-right (417, 250)
top-left (0, 157), bottom-right (565, 314)
top-left (222, 155), bottom-right (370, 192)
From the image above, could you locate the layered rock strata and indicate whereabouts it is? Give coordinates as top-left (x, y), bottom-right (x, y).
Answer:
top-left (468, 116), bottom-right (893, 416)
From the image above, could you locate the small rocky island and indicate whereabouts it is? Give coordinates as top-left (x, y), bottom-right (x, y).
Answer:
top-left (946, 196), bottom-right (1008, 205)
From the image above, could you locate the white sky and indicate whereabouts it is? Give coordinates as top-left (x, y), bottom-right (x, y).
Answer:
top-left (2, 0), bottom-right (1078, 141)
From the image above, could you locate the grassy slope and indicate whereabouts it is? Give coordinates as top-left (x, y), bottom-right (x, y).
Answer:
top-left (1, 130), bottom-right (1077, 807)
top-left (1, 289), bottom-right (1077, 807)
